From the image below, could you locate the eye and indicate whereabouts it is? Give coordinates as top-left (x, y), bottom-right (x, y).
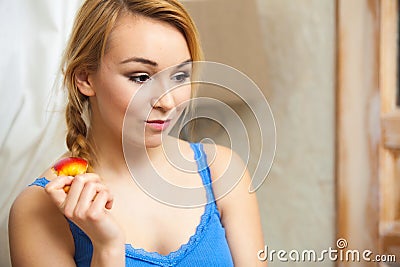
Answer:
top-left (129, 73), bottom-right (151, 84)
top-left (171, 71), bottom-right (190, 83)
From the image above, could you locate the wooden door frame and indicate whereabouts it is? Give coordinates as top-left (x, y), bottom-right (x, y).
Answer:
top-left (336, 0), bottom-right (380, 266)
top-left (336, 0), bottom-right (399, 266)
top-left (379, 0), bottom-right (400, 263)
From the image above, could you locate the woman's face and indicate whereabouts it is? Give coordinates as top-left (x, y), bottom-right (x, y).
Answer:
top-left (86, 14), bottom-right (192, 148)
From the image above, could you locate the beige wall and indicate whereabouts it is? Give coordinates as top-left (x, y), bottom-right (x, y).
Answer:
top-left (184, 0), bottom-right (336, 266)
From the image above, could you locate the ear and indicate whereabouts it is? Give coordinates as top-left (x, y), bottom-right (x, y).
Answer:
top-left (75, 70), bottom-right (96, 96)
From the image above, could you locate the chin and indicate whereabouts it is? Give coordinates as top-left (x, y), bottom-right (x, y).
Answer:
top-left (144, 136), bottom-right (163, 148)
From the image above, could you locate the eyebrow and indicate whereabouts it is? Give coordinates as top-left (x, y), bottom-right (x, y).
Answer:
top-left (119, 57), bottom-right (192, 69)
top-left (120, 57), bottom-right (158, 66)
top-left (176, 59), bottom-right (192, 69)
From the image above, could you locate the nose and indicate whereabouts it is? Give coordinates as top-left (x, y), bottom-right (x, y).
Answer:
top-left (151, 90), bottom-right (175, 112)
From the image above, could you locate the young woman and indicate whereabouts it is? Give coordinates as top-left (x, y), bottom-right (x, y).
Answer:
top-left (9, 0), bottom-right (266, 266)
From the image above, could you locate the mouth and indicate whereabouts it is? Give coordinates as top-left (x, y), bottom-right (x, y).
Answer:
top-left (145, 119), bottom-right (171, 131)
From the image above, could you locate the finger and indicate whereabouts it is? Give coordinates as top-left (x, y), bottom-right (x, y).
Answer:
top-left (91, 190), bottom-right (114, 212)
top-left (74, 173), bottom-right (101, 183)
top-left (45, 176), bottom-right (74, 207)
top-left (74, 183), bottom-right (108, 217)
top-left (64, 173), bottom-right (101, 206)
top-left (45, 176), bottom-right (74, 191)
top-left (75, 173), bottom-right (110, 208)
top-left (63, 177), bottom-right (86, 217)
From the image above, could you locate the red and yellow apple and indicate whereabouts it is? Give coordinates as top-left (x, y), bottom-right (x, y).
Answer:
top-left (52, 157), bottom-right (88, 193)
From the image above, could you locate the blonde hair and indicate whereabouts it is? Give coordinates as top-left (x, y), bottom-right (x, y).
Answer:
top-left (61, 0), bottom-right (203, 169)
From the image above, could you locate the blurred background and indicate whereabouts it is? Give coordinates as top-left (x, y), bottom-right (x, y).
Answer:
top-left (1, 0), bottom-right (398, 266)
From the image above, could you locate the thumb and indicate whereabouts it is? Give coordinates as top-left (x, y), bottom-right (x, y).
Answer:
top-left (45, 176), bottom-right (74, 208)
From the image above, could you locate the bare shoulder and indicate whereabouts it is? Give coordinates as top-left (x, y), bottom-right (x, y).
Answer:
top-left (10, 166), bottom-right (67, 233)
top-left (204, 143), bottom-right (248, 189)
top-left (9, 168), bottom-right (74, 266)
top-left (10, 167), bottom-right (58, 219)
top-left (204, 144), bottom-right (244, 179)
top-left (204, 143), bottom-right (254, 213)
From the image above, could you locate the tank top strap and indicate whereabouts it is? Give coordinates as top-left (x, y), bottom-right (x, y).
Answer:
top-left (29, 177), bottom-right (50, 188)
top-left (189, 142), bottom-right (216, 203)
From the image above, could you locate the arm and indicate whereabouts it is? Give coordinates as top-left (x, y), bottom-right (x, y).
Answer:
top-left (9, 172), bottom-right (125, 267)
top-left (209, 145), bottom-right (267, 267)
top-left (9, 186), bottom-right (76, 267)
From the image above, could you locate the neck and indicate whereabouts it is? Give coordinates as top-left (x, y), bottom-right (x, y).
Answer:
top-left (88, 132), bottom-right (125, 178)
top-left (88, 125), bottom-right (166, 182)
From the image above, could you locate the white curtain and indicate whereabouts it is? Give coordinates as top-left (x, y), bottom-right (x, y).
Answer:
top-left (0, 1), bottom-right (82, 266)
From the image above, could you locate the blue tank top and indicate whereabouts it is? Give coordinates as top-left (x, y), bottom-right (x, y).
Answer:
top-left (29, 143), bottom-right (234, 266)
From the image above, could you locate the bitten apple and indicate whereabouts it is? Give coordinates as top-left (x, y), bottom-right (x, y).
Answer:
top-left (52, 157), bottom-right (88, 193)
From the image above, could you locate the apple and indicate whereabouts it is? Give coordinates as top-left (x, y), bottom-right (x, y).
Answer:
top-left (52, 157), bottom-right (88, 193)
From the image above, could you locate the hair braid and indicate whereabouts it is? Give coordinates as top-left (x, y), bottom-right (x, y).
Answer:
top-left (65, 98), bottom-right (95, 171)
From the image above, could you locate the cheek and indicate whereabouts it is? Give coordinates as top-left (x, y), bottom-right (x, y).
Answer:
top-left (102, 87), bottom-right (131, 113)
top-left (173, 84), bottom-right (192, 107)
top-left (95, 79), bottom-right (138, 124)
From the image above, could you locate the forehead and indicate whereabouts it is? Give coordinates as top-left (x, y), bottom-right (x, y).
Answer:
top-left (104, 14), bottom-right (191, 69)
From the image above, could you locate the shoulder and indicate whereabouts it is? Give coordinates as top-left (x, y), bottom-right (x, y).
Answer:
top-left (10, 167), bottom-right (58, 218)
top-left (203, 143), bottom-right (255, 214)
top-left (171, 139), bottom-right (251, 202)
top-left (204, 143), bottom-right (247, 185)
top-left (11, 167), bottom-right (57, 211)
top-left (10, 163), bottom-right (67, 229)
top-left (10, 180), bottom-right (57, 231)
top-left (9, 168), bottom-right (73, 239)
top-left (9, 168), bottom-right (74, 265)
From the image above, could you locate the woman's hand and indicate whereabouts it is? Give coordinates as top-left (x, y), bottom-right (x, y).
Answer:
top-left (45, 173), bottom-right (125, 251)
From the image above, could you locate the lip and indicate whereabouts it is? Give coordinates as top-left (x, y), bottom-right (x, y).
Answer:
top-left (145, 119), bottom-right (171, 131)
